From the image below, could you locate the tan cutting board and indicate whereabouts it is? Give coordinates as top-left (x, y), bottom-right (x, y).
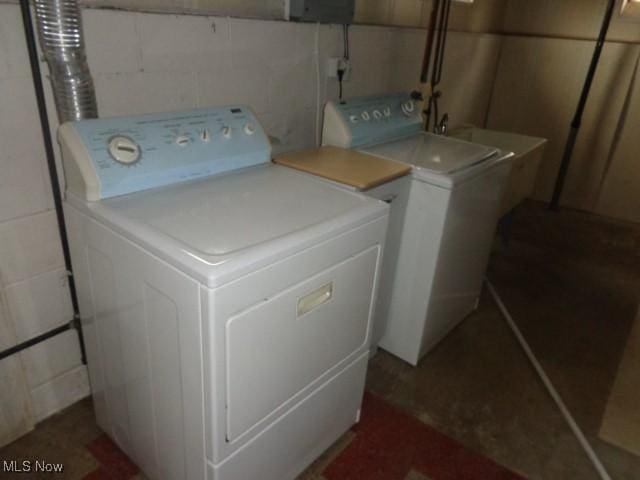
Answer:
top-left (274, 146), bottom-right (411, 191)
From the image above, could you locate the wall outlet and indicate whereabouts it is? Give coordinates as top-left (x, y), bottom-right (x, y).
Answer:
top-left (326, 57), bottom-right (351, 81)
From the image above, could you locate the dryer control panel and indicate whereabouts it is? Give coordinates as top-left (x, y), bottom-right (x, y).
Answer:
top-left (322, 93), bottom-right (423, 149)
top-left (59, 106), bottom-right (271, 201)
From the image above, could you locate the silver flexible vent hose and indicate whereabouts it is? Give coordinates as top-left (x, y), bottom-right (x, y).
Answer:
top-left (34, 0), bottom-right (98, 122)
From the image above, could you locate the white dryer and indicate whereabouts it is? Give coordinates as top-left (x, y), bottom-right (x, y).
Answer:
top-left (59, 106), bottom-right (389, 480)
top-left (322, 93), bottom-right (513, 366)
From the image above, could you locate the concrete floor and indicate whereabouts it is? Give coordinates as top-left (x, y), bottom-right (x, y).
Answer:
top-left (366, 293), bottom-right (600, 480)
top-left (2, 200), bottom-right (638, 479)
top-left (488, 200), bottom-right (640, 480)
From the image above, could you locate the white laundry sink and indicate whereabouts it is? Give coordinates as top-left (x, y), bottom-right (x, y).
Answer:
top-left (450, 127), bottom-right (547, 216)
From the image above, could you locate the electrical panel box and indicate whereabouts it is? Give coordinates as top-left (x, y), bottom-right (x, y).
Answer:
top-left (287, 0), bottom-right (355, 24)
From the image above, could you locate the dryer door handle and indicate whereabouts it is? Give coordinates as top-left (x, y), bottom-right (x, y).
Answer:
top-left (297, 282), bottom-right (333, 317)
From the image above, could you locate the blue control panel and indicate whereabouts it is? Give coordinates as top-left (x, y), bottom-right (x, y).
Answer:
top-left (68, 106), bottom-right (271, 199)
top-left (328, 93), bottom-right (423, 148)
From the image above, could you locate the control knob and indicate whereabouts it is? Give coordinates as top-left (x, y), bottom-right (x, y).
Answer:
top-left (175, 134), bottom-right (191, 147)
top-left (401, 100), bottom-right (415, 117)
top-left (108, 135), bottom-right (141, 165)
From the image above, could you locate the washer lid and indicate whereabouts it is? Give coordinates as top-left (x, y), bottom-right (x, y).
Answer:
top-left (361, 132), bottom-right (498, 174)
top-left (98, 164), bottom-right (375, 257)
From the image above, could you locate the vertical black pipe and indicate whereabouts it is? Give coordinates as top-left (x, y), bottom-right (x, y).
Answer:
top-left (420, 0), bottom-right (441, 84)
top-left (432, 0), bottom-right (451, 88)
top-left (549, 0), bottom-right (617, 210)
top-left (19, 0), bottom-right (87, 364)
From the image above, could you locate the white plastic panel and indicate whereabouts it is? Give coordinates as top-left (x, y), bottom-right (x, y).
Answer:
top-left (101, 165), bottom-right (367, 257)
top-left (419, 161), bottom-right (511, 357)
top-left (378, 180), bottom-right (451, 365)
top-left (378, 161), bottom-right (511, 365)
top-left (213, 353), bottom-right (368, 480)
top-left (225, 246), bottom-right (378, 441)
top-left (59, 105), bottom-right (270, 200)
top-left (362, 176), bottom-right (412, 346)
top-left (69, 205), bottom-right (205, 480)
top-left (64, 206), bottom-right (110, 434)
top-left (322, 93), bottom-right (423, 148)
top-left (87, 246), bottom-right (131, 452)
top-left (362, 133), bottom-right (498, 175)
top-left (204, 214), bottom-right (388, 464)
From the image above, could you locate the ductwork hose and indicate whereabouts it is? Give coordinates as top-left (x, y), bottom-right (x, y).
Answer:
top-left (34, 0), bottom-right (98, 122)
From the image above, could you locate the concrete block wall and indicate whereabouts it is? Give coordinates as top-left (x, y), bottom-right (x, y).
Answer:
top-left (0, 4), bottom-right (89, 438)
top-left (0, 2), bottom-right (501, 444)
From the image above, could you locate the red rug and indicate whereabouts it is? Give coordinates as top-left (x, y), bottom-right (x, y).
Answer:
top-left (84, 434), bottom-right (139, 480)
top-left (84, 392), bottom-right (524, 480)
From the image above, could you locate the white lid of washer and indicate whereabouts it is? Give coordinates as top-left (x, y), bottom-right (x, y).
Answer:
top-left (361, 132), bottom-right (498, 175)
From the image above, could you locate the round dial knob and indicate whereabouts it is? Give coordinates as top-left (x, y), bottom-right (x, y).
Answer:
top-left (373, 110), bottom-right (382, 120)
top-left (175, 134), bottom-right (191, 147)
top-left (244, 123), bottom-right (256, 135)
top-left (383, 107), bottom-right (391, 117)
top-left (108, 136), bottom-right (141, 165)
top-left (361, 111), bottom-right (371, 121)
top-left (200, 128), bottom-right (211, 143)
top-left (349, 114), bottom-right (359, 123)
top-left (401, 100), bottom-right (415, 117)
top-left (221, 126), bottom-right (232, 139)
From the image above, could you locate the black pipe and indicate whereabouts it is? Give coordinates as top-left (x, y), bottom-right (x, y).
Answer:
top-left (549, 0), bottom-right (616, 210)
top-left (0, 323), bottom-right (73, 362)
top-left (420, 0), bottom-right (441, 84)
top-left (19, 0), bottom-right (87, 364)
top-left (432, 0), bottom-right (451, 88)
top-left (425, 0), bottom-right (451, 133)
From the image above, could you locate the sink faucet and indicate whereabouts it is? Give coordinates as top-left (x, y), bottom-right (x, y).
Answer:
top-left (434, 113), bottom-right (449, 136)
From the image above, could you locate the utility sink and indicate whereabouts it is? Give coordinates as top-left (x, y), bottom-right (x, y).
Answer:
top-left (449, 126), bottom-right (547, 216)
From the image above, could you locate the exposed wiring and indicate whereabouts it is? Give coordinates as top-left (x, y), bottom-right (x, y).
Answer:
top-left (420, 0), bottom-right (441, 84)
top-left (424, 0), bottom-right (452, 134)
top-left (343, 23), bottom-right (350, 60)
top-left (315, 22), bottom-right (322, 146)
top-left (338, 23), bottom-right (350, 103)
top-left (433, 0), bottom-right (451, 86)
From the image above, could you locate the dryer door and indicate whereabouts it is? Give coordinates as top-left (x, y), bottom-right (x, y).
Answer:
top-left (223, 245), bottom-right (379, 442)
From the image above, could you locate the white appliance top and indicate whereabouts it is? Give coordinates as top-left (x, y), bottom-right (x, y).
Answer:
top-left (67, 165), bottom-right (387, 287)
top-left (321, 93), bottom-right (510, 188)
top-left (61, 105), bottom-right (388, 286)
top-left (361, 133), bottom-right (498, 174)
top-left (100, 165), bottom-right (372, 256)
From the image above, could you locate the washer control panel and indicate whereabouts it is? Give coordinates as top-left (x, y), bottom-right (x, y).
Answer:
top-left (59, 106), bottom-right (270, 201)
top-left (322, 93), bottom-right (423, 148)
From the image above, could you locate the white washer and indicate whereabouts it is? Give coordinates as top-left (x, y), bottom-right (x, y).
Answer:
top-left (322, 93), bottom-right (513, 366)
top-left (59, 105), bottom-right (389, 480)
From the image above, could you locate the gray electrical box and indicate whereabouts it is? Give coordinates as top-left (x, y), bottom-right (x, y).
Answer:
top-left (287, 0), bottom-right (355, 24)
